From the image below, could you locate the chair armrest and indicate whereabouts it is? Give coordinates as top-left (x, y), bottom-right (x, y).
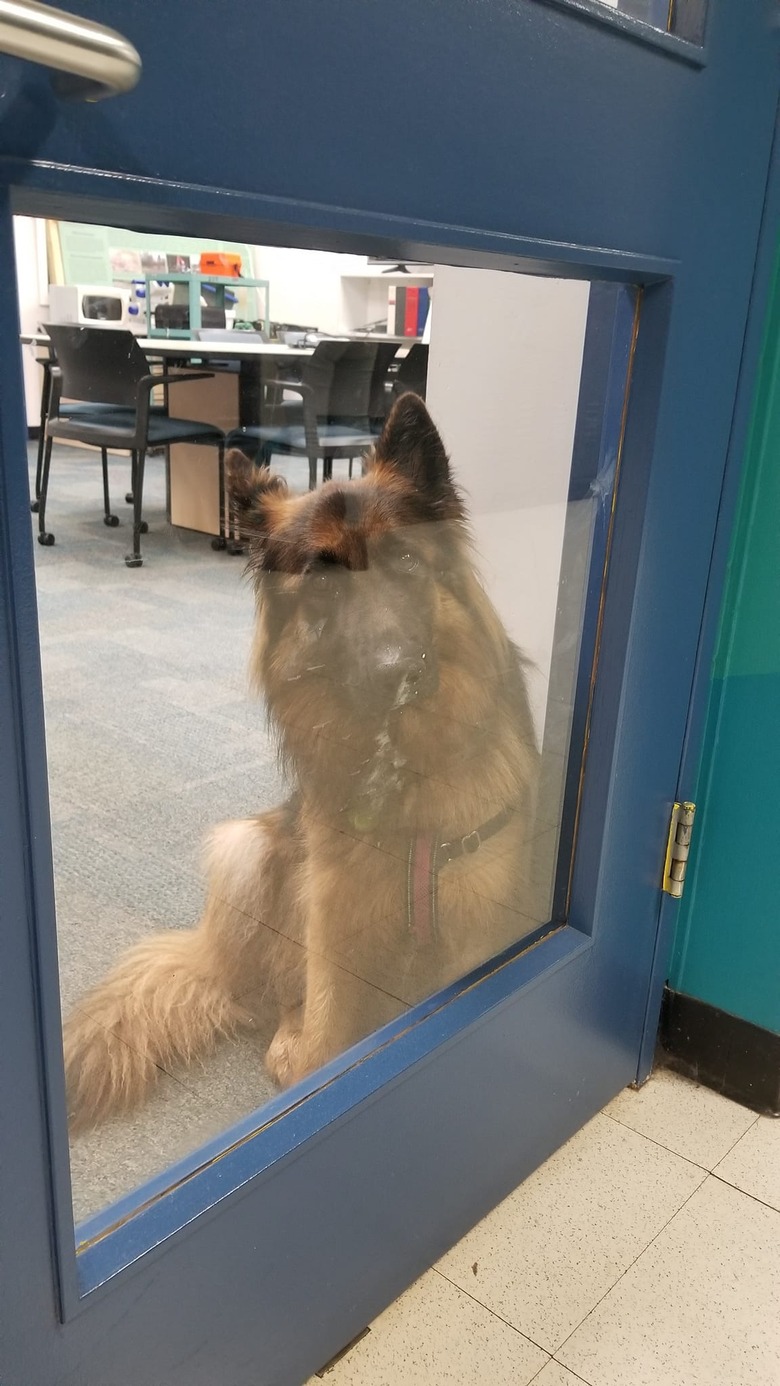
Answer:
top-left (264, 379), bottom-right (312, 402)
top-left (46, 364), bottom-right (64, 419)
top-left (137, 371), bottom-right (214, 392)
top-left (135, 371), bottom-right (215, 433)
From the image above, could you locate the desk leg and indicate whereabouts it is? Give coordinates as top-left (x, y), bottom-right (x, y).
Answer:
top-left (211, 443), bottom-right (227, 552)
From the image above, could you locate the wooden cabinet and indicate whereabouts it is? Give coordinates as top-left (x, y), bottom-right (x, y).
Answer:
top-left (166, 368), bottom-right (239, 535)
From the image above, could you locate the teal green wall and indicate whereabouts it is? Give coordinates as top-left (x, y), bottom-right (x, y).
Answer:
top-left (670, 253), bottom-right (780, 1035)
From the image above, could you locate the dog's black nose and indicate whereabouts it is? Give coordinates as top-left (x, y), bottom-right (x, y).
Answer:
top-left (397, 656), bottom-right (427, 693)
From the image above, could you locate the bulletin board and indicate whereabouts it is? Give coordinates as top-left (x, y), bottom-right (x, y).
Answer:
top-left (50, 221), bottom-right (255, 287)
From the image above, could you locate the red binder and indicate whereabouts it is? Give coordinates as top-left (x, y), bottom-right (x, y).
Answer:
top-left (404, 287), bottom-right (420, 336)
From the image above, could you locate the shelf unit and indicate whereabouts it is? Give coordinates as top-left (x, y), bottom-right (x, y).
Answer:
top-left (341, 270), bottom-right (434, 286)
top-left (143, 272), bottom-right (270, 338)
top-left (340, 269), bottom-right (433, 339)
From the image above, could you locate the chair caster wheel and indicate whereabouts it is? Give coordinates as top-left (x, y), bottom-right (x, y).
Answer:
top-left (228, 542), bottom-right (245, 556)
top-left (30, 499), bottom-right (39, 513)
top-left (211, 536), bottom-right (227, 551)
top-left (104, 515), bottom-right (120, 527)
top-left (140, 521), bottom-right (149, 535)
top-left (125, 492), bottom-right (134, 504)
top-left (124, 554), bottom-right (143, 568)
top-left (38, 531), bottom-right (55, 546)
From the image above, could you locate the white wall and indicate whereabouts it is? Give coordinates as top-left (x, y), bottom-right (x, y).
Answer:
top-left (426, 266), bottom-right (591, 739)
top-left (14, 216), bottom-right (49, 427)
top-left (248, 246), bottom-right (367, 334)
top-left (248, 249), bottom-right (428, 335)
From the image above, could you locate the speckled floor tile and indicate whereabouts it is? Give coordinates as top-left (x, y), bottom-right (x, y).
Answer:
top-left (436, 1112), bottom-right (705, 1353)
top-left (559, 1177), bottom-right (780, 1386)
top-left (305, 1270), bottom-right (548, 1385)
top-left (531, 1362), bottom-right (593, 1386)
top-left (605, 1067), bottom-right (757, 1170)
top-left (714, 1115), bottom-right (780, 1211)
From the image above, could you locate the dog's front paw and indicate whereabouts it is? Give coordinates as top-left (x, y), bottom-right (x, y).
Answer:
top-left (265, 1020), bottom-right (303, 1088)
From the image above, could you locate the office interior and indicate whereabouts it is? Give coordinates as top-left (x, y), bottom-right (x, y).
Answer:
top-left (15, 216), bottom-right (605, 1226)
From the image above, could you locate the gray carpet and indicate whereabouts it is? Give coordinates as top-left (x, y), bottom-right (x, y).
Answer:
top-left (32, 441), bottom-right (558, 1227)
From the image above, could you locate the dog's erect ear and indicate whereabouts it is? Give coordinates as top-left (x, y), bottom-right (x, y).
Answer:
top-left (226, 449), bottom-right (288, 523)
top-left (370, 393), bottom-right (455, 504)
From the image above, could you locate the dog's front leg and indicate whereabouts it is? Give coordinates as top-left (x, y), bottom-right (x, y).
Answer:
top-left (266, 885), bottom-right (381, 1088)
top-left (265, 829), bottom-right (406, 1088)
top-left (265, 947), bottom-right (356, 1088)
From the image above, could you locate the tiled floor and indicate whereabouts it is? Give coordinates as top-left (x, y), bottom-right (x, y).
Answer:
top-left (308, 1069), bottom-right (780, 1386)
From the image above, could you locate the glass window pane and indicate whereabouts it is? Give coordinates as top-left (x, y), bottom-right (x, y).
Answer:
top-left (17, 223), bottom-right (636, 1228)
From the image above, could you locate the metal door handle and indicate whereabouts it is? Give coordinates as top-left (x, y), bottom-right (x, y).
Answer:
top-left (0, 0), bottom-right (140, 101)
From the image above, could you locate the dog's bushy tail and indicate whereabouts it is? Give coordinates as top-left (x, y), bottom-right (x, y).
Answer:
top-left (63, 929), bottom-right (254, 1132)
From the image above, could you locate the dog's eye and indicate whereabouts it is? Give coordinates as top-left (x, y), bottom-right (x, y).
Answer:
top-left (392, 550), bottom-right (420, 574)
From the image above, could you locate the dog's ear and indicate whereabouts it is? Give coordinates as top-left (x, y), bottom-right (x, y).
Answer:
top-left (226, 449), bottom-right (288, 531)
top-left (370, 393), bottom-right (455, 505)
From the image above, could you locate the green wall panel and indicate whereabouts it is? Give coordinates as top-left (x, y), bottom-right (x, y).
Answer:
top-left (670, 251), bottom-right (780, 1035)
top-left (56, 221), bottom-right (254, 284)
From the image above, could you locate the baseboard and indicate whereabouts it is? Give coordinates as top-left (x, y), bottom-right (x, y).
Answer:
top-left (28, 425), bottom-right (40, 441)
top-left (658, 987), bottom-right (780, 1116)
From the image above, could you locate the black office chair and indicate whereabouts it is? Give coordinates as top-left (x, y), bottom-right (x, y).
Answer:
top-left (227, 340), bottom-right (398, 491)
top-left (29, 344), bottom-right (167, 515)
top-left (38, 325), bottom-right (226, 568)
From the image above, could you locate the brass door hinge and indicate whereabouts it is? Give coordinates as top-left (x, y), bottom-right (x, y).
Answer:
top-left (662, 801), bottom-right (696, 898)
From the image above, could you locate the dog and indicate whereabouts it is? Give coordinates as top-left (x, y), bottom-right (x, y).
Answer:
top-left (63, 393), bottom-right (540, 1130)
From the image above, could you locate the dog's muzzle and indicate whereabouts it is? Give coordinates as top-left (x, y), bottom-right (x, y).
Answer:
top-left (362, 646), bottom-right (438, 710)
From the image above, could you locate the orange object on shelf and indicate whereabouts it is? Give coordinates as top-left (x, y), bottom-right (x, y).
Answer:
top-left (198, 252), bottom-right (242, 278)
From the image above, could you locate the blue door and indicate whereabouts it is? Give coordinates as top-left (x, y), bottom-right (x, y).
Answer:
top-left (0, 4), bottom-right (777, 1383)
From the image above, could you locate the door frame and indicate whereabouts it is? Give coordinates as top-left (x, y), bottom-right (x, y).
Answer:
top-left (636, 112), bottom-right (780, 1082)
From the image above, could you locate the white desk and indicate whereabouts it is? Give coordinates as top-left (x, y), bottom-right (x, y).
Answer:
top-left (22, 332), bottom-right (414, 359)
top-left (22, 331), bottom-right (312, 361)
top-left (137, 338), bottom-right (312, 360)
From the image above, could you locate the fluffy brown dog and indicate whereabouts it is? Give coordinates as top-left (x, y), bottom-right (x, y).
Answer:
top-left (63, 394), bottom-right (540, 1130)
